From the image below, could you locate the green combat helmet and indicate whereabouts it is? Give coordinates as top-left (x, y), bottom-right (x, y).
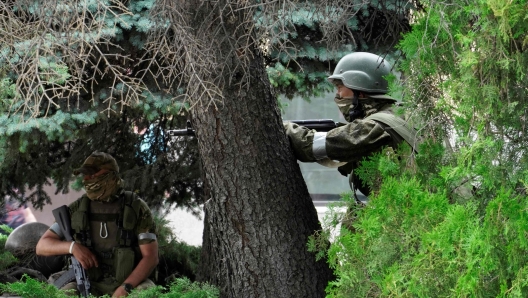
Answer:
top-left (328, 52), bottom-right (391, 94)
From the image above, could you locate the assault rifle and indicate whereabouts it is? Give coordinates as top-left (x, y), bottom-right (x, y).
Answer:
top-left (284, 119), bottom-right (338, 132)
top-left (168, 119), bottom-right (338, 136)
top-left (52, 206), bottom-right (91, 297)
top-left (169, 120), bottom-right (195, 136)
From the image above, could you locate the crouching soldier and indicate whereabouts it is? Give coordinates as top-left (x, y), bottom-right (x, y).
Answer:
top-left (36, 151), bottom-right (159, 297)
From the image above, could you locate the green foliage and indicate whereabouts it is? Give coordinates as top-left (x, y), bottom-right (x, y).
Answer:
top-left (0, 274), bottom-right (69, 298)
top-left (395, 0), bottom-right (528, 212)
top-left (0, 0), bottom-right (204, 211)
top-left (37, 57), bottom-right (71, 85)
top-left (353, 146), bottom-right (409, 193)
top-left (122, 277), bottom-right (219, 298)
top-left (259, 2), bottom-right (411, 100)
top-left (0, 225), bottom-right (13, 236)
top-left (314, 144), bottom-right (528, 297)
top-left (0, 251), bottom-right (17, 273)
top-left (313, 2), bottom-right (528, 286)
top-left (0, 275), bottom-right (218, 298)
top-left (134, 91), bottom-right (188, 122)
top-left (266, 62), bottom-right (334, 100)
top-left (161, 278), bottom-right (219, 298)
top-left (155, 215), bottom-right (202, 281)
top-left (398, 0), bottom-right (528, 148)
top-left (0, 111), bottom-right (98, 142)
top-left (0, 78), bottom-right (16, 107)
top-left (0, 231), bottom-right (17, 271)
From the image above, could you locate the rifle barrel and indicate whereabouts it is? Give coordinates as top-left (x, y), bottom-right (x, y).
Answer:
top-left (168, 129), bottom-right (195, 136)
top-left (167, 119), bottom-right (337, 136)
top-left (168, 120), bottom-right (195, 136)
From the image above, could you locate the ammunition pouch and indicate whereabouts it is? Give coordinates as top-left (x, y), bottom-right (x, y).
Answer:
top-left (86, 265), bottom-right (103, 282)
top-left (114, 247), bottom-right (135, 283)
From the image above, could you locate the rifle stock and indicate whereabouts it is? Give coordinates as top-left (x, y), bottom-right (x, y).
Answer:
top-left (52, 206), bottom-right (91, 297)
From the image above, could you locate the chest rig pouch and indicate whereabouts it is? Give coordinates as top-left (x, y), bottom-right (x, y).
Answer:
top-left (70, 191), bottom-right (142, 284)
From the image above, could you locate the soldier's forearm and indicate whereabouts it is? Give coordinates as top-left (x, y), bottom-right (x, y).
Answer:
top-left (122, 253), bottom-right (159, 287)
top-left (36, 236), bottom-right (72, 256)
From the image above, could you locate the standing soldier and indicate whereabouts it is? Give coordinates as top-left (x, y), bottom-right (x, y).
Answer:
top-left (284, 52), bottom-right (418, 201)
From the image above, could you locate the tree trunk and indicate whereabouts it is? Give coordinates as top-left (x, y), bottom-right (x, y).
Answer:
top-left (192, 29), bottom-right (332, 298)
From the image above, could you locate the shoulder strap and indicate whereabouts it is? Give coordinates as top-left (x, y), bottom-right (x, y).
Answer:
top-left (365, 112), bottom-right (419, 153)
top-left (71, 196), bottom-right (92, 246)
top-left (118, 191), bottom-right (142, 246)
top-left (122, 191), bottom-right (143, 229)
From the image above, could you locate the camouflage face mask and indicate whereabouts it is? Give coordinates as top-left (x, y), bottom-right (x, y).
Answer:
top-left (83, 172), bottom-right (123, 202)
top-left (334, 96), bottom-right (395, 122)
top-left (334, 96), bottom-right (355, 122)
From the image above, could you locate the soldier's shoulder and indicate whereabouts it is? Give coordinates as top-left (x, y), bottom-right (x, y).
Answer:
top-left (125, 192), bottom-right (152, 213)
top-left (135, 197), bottom-right (151, 212)
top-left (67, 194), bottom-right (89, 211)
top-left (133, 196), bottom-right (156, 231)
top-left (369, 94), bottom-right (399, 102)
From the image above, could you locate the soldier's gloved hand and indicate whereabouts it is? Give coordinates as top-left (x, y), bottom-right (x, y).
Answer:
top-left (71, 242), bottom-right (99, 269)
top-left (283, 122), bottom-right (317, 162)
top-left (283, 121), bottom-right (301, 135)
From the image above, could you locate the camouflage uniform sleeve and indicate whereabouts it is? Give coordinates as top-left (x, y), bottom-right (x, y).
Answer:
top-left (135, 198), bottom-right (157, 245)
top-left (284, 119), bottom-right (392, 163)
top-left (284, 122), bottom-right (317, 162)
top-left (325, 119), bottom-right (392, 163)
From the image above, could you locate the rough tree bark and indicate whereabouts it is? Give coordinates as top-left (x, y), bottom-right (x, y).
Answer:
top-left (194, 60), bottom-right (332, 297)
top-left (191, 4), bottom-right (333, 297)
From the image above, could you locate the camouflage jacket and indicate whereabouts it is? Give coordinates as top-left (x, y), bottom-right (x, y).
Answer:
top-left (284, 95), bottom-right (406, 195)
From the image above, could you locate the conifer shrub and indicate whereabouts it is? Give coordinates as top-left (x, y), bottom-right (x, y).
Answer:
top-left (155, 215), bottom-right (202, 284)
top-left (311, 141), bottom-right (528, 297)
top-left (310, 0), bottom-right (528, 290)
top-left (0, 274), bottom-right (69, 298)
top-left (0, 229), bottom-right (17, 272)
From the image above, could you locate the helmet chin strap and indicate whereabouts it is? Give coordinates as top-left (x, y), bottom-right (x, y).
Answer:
top-left (348, 90), bottom-right (365, 122)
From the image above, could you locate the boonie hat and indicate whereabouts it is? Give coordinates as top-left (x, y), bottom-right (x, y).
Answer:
top-left (73, 151), bottom-right (119, 175)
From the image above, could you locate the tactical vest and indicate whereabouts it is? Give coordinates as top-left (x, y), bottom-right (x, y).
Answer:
top-left (349, 111), bottom-right (420, 198)
top-left (365, 111), bottom-right (420, 153)
top-left (70, 191), bottom-right (143, 284)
